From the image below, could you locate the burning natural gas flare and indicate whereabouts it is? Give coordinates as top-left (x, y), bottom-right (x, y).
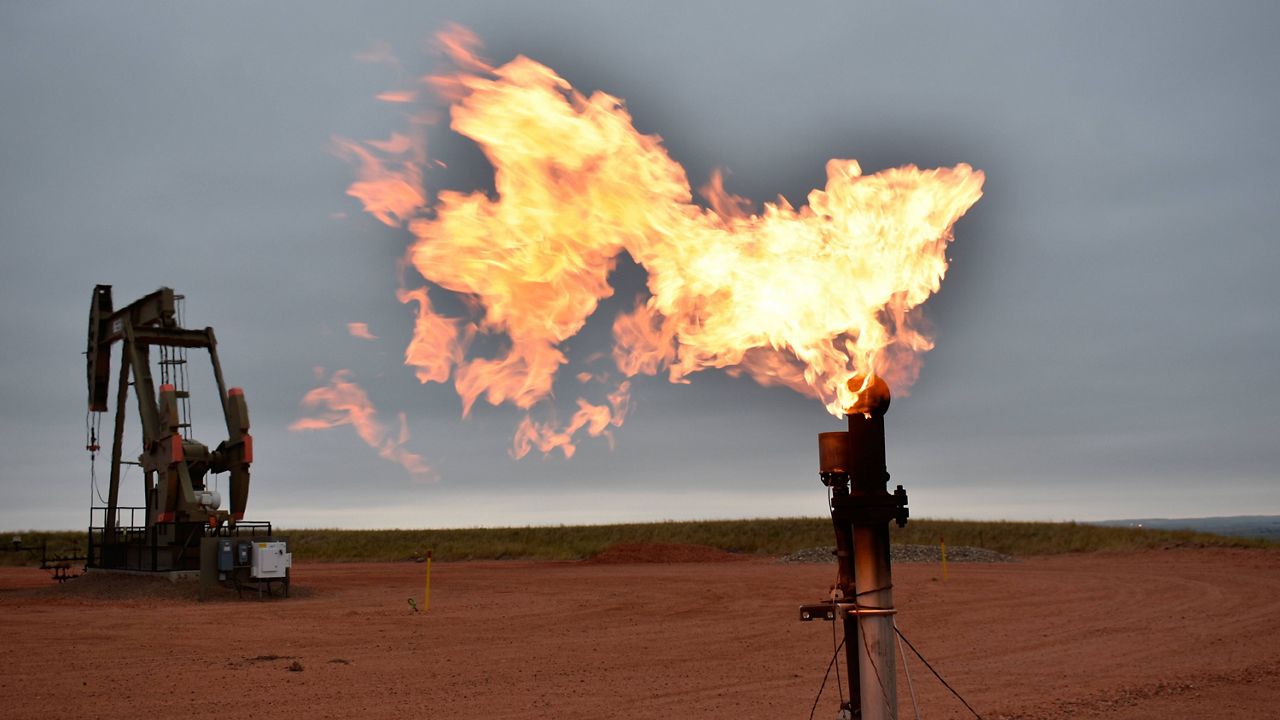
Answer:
top-left (337, 26), bottom-right (984, 459)
top-left (331, 134), bottom-right (425, 227)
top-left (375, 90), bottom-right (417, 104)
top-left (347, 322), bottom-right (379, 341)
top-left (290, 369), bottom-right (431, 479)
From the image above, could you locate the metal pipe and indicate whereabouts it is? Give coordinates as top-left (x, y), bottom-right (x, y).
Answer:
top-left (817, 374), bottom-right (905, 720)
top-left (852, 518), bottom-right (897, 719)
top-left (847, 383), bottom-right (897, 720)
top-left (819, 431), bottom-right (861, 715)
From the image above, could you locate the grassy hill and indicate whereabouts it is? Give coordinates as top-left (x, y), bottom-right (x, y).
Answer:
top-left (3, 517), bottom-right (1273, 567)
top-left (1095, 515), bottom-right (1280, 540)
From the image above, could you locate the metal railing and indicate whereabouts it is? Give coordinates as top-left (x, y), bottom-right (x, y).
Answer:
top-left (88, 506), bottom-right (274, 572)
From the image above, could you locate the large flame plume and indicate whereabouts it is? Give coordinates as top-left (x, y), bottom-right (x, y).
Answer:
top-left (339, 27), bottom-right (984, 460)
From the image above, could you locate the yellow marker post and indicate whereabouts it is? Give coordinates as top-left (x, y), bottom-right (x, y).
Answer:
top-left (940, 536), bottom-right (948, 581)
top-left (424, 549), bottom-right (432, 612)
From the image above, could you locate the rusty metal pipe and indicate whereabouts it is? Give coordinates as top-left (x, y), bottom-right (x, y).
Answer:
top-left (846, 381), bottom-right (897, 720)
top-left (819, 431), bottom-right (860, 715)
top-left (816, 374), bottom-right (903, 720)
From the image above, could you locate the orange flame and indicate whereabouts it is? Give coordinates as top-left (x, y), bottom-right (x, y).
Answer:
top-left (290, 369), bottom-right (431, 479)
top-left (512, 381), bottom-right (631, 459)
top-left (347, 322), bottom-right (379, 341)
top-left (338, 28), bottom-right (983, 456)
top-left (354, 41), bottom-right (401, 68)
top-left (396, 287), bottom-right (469, 385)
top-left (331, 133), bottom-right (425, 227)
top-left (375, 90), bottom-right (418, 104)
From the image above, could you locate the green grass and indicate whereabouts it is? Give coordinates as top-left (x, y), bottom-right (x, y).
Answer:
top-left (281, 518), bottom-right (833, 563)
top-left (890, 519), bottom-right (1276, 556)
top-left (0, 531), bottom-right (88, 567)
top-left (2, 518), bottom-right (1272, 566)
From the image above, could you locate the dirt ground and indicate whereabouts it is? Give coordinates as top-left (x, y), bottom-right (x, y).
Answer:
top-left (1, 547), bottom-right (1276, 720)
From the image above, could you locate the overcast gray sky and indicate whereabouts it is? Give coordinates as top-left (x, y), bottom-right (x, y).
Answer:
top-left (2, 2), bottom-right (1277, 530)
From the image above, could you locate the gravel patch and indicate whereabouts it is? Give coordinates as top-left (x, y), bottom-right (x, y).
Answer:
top-left (780, 544), bottom-right (1016, 564)
top-left (587, 543), bottom-right (747, 564)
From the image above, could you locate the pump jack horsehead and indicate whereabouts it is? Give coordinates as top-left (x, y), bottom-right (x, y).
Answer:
top-left (86, 285), bottom-right (253, 570)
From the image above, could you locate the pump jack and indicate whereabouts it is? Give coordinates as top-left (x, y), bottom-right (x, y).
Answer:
top-left (85, 285), bottom-right (287, 593)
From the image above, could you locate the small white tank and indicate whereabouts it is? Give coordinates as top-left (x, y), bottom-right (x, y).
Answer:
top-left (197, 490), bottom-right (222, 511)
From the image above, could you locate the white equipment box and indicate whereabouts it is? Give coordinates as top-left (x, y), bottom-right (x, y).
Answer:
top-left (250, 541), bottom-right (292, 579)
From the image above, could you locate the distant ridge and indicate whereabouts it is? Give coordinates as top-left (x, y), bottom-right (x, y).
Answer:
top-left (1095, 515), bottom-right (1280, 540)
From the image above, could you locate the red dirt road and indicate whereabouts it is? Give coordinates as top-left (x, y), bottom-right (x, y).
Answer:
top-left (1, 548), bottom-right (1277, 719)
